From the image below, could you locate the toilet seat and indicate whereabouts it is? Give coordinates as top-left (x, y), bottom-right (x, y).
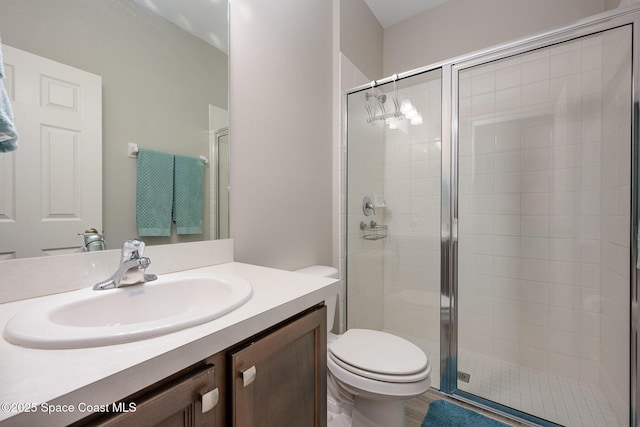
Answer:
top-left (327, 355), bottom-right (431, 400)
top-left (328, 329), bottom-right (430, 383)
top-left (329, 352), bottom-right (430, 383)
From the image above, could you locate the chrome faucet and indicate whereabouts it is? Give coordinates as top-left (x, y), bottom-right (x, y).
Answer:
top-left (93, 238), bottom-right (158, 290)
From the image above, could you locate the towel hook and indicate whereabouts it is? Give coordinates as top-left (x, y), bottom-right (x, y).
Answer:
top-left (392, 74), bottom-right (400, 115)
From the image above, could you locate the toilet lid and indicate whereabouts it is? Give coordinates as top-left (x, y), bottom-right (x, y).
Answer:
top-left (329, 329), bottom-right (428, 377)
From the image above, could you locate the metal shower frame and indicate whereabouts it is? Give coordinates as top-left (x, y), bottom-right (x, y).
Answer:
top-left (344, 4), bottom-right (640, 426)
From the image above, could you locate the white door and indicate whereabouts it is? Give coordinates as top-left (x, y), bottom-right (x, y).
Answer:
top-left (0, 44), bottom-right (102, 259)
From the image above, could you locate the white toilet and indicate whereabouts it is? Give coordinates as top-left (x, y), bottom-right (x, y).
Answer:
top-left (295, 266), bottom-right (432, 427)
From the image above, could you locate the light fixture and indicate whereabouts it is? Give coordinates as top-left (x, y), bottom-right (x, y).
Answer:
top-left (410, 114), bottom-right (423, 125)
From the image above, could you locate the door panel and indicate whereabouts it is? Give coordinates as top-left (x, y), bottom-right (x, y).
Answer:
top-left (455, 25), bottom-right (632, 426)
top-left (229, 306), bottom-right (326, 427)
top-left (0, 44), bottom-right (102, 258)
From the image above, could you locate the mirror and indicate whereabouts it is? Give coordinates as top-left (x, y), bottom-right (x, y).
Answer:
top-left (0, 0), bottom-right (229, 259)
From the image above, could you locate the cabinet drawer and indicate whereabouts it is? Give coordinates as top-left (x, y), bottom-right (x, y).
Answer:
top-left (90, 364), bottom-right (219, 427)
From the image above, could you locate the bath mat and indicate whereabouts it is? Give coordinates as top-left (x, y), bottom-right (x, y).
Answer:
top-left (421, 400), bottom-right (510, 427)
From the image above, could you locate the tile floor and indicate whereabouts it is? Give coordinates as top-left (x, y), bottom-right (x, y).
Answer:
top-left (395, 333), bottom-right (620, 426)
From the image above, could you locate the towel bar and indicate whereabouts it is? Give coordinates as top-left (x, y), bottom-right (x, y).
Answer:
top-left (127, 142), bottom-right (208, 164)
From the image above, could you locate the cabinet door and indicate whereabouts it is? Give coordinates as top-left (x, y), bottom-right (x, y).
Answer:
top-left (230, 306), bottom-right (327, 427)
top-left (91, 364), bottom-right (220, 427)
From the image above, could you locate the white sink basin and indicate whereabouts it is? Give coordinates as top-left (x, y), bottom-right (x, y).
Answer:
top-left (3, 274), bottom-right (252, 349)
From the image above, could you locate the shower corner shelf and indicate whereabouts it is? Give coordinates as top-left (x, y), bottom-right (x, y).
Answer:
top-left (360, 222), bottom-right (387, 240)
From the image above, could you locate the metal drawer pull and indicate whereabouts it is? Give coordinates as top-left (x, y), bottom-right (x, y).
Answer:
top-left (201, 388), bottom-right (219, 413)
top-left (242, 365), bottom-right (257, 387)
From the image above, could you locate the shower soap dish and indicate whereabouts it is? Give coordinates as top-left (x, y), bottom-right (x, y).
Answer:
top-left (360, 221), bottom-right (387, 240)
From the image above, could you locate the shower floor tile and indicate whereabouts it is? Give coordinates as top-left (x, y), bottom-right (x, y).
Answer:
top-left (388, 333), bottom-right (619, 427)
top-left (455, 350), bottom-right (619, 427)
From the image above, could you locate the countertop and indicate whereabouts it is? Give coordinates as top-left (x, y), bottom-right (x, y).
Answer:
top-left (0, 262), bottom-right (340, 426)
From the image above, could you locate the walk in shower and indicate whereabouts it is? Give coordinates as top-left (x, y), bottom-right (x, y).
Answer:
top-left (344, 7), bottom-right (638, 427)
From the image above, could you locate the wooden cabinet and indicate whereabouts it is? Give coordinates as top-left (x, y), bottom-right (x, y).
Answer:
top-left (229, 305), bottom-right (326, 427)
top-left (76, 352), bottom-right (226, 427)
top-left (76, 305), bottom-right (326, 427)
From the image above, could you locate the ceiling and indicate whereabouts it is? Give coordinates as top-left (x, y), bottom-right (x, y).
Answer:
top-left (132, 0), bottom-right (451, 53)
top-left (131, 0), bottom-right (228, 54)
top-left (363, 0), bottom-right (452, 28)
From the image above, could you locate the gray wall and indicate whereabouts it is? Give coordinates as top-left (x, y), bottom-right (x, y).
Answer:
top-left (229, 0), bottom-right (334, 270)
top-left (340, 0), bottom-right (384, 80)
top-left (0, 0), bottom-right (228, 248)
top-left (228, 0), bottom-right (610, 273)
top-left (383, 0), bottom-right (606, 75)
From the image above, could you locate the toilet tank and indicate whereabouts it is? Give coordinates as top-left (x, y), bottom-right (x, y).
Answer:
top-left (294, 265), bottom-right (339, 332)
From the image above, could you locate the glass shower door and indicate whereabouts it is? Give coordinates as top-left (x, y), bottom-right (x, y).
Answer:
top-left (346, 68), bottom-right (443, 388)
top-left (455, 25), bottom-right (632, 426)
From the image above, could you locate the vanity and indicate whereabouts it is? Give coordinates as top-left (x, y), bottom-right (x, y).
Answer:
top-left (0, 240), bottom-right (339, 426)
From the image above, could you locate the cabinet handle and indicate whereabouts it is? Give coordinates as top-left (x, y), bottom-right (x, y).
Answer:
top-left (201, 387), bottom-right (219, 413)
top-left (242, 365), bottom-right (257, 387)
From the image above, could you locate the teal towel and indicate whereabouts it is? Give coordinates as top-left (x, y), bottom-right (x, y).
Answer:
top-left (0, 42), bottom-right (18, 153)
top-left (173, 154), bottom-right (205, 234)
top-left (136, 148), bottom-right (174, 236)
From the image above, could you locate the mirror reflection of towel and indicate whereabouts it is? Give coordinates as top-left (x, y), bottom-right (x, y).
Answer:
top-left (136, 148), bottom-right (174, 236)
top-left (0, 42), bottom-right (18, 153)
top-left (173, 155), bottom-right (204, 234)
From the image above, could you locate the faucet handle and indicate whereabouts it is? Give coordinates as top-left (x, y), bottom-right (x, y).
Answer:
top-left (362, 196), bottom-right (376, 216)
top-left (121, 238), bottom-right (145, 261)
